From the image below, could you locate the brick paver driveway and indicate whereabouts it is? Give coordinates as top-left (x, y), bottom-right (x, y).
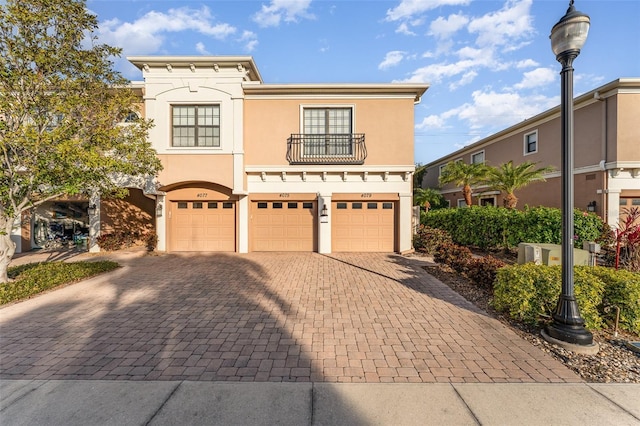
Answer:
top-left (0, 252), bottom-right (579, 383)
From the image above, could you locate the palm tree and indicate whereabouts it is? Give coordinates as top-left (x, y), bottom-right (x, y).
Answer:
top-left (484, 161), bottom-right (554, 209)
top-left (439, 161), bottom-right (489, 206)
top-left (414, 187), bottom-right (444, 210)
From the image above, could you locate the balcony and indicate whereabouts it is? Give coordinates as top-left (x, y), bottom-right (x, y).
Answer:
top-left (286, 134), bottom-right (367, 165)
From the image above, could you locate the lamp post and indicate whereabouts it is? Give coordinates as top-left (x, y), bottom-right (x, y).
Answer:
top-left (544, 1), bottom-right (595, 347)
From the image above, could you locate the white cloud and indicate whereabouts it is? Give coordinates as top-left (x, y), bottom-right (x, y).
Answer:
top-left (449, 70), bottom-right (477, 90)
top-left (239, 31), bottom-right (258, 52)
top-left (449, 89), bottom-right (557, 130)
top-left (395, 22), bottom-right (416, 36)
top-left (516, 59), bottom-right (539, 69)
top-left (416, 114), bottom-right (446, 130)
top-left (253, 0), bottom-right (314, 28)
top-left (195, 42), bottom-right (210, 55)
top-left (379, 51), bottom-right (406, 70)
top-left (397, 59), bottom-right (477, 84)
top-left (513, 67), bottom-right (556, 89)
top-left (97, 6), bottom-right (236, 56)
top-left (386, 0), bottom-right (471, 22)
top-left (429, 13), bottom-right (469, 39)
top-left (468, 0), bottom-right (534, 48)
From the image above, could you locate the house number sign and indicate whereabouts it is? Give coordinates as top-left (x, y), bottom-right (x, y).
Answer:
top-left (196, 193), bottom-right (208, 198)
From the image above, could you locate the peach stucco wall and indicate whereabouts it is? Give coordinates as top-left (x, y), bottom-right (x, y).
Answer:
top-left (244, 98), bottom-right (415, 166)
top-left (615, 93), bottom-right (640, 161)
top-left (157, 154), bottom-right (234, 189)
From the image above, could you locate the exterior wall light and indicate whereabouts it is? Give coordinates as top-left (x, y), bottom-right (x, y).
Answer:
top-left (87, 204), bottom-right (97, 215)
top-left (587, 201), bottom-right (596, 212)
top-left (320, 204), bottom-right (329, 223)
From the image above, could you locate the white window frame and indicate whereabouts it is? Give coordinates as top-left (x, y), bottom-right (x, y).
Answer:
top-left (479, 196), bottom-right (497, 207)
top-left (470, 150), bottom-right (485, 164)
top-left (524, 130), bottom-right (538, 156)
top-left (171, 104), bottom-right (221, 148)
top-left (299, 104), bottom-right (355, 157)
top-left (457, 199), bottom-right (467, 208)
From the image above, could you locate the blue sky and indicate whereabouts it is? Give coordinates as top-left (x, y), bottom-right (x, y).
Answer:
top-left (87, 0), bottom-right (640, 164)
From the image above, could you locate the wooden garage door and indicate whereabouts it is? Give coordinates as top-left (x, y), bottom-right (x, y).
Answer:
top-left (332, 201), bottom-right (394, 252)
top-left (169, 201), bottom-right (235, 252)
top-left (251, 201), bottom-right (316, 251)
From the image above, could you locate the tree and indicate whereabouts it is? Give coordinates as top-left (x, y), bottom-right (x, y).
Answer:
top-left (414, 187), bottom-right (446, 210)
top-left (0, 0), bottom-right (162, 282)
top-left (438, 161), bottom-right (489, 206)
top-left (484, 161), bottom-right (553, 209)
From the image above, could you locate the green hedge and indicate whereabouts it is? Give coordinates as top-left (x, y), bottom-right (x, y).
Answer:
top-left (2, 261), bottom-right (120, 305)
top-left (422, 206), bottom-right (603, 250)
top-left (493, 264), bottom-right (640, 334)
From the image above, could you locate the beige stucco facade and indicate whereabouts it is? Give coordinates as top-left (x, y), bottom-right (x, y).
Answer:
top-left (422, 78), bottom-right (640, 228)
top-left (118, 56), bottom-right (429, 254)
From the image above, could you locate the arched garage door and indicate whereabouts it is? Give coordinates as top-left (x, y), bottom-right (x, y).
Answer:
top-left (169, 200), bottom-right (235, 252)
top-left (332, 201), bottom-right (395, 252)
top-left (251, 200), bottom-right (316, 251)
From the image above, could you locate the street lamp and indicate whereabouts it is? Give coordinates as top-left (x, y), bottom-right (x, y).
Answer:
top-left (543, 1), bottom-right (596, 348)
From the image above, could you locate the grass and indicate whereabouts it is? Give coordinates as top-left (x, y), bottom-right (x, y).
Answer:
top-left (1, 261), bottom-right (120, 305)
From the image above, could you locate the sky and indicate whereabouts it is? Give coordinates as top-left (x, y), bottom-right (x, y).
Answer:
top-left (86, 0), bottom-right (640, 165)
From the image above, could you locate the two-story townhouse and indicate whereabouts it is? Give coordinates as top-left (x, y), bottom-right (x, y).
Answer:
top-left (117, 56), bottom-right (428, 254)
top-left (422, 78), bottom-right (640, 228)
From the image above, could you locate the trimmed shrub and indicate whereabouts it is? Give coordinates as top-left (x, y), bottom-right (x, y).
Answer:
top-left (466, 256), bottom-right (506, 290)
top-left (423, 206), bottom-right (603, 250)
top-left (493, 264), bottom-right (605, 330)
top-left (590, 267), bottom-right (640, 335)
top-left (434, 242), bottom-right (472, 273)
top-left (413, 225), bottom-right (453, 255)
top-left (2, 261), bottom-right (120, 305)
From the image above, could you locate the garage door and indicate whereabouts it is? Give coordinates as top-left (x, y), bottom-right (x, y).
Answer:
top-left (332, 201), bottom-right (395, 252)
top-left (169, 201), bottom-right (235, 252)
top-left (251, 201), bottom-right (316, 251)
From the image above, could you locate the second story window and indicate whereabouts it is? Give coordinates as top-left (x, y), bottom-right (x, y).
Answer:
top-left (524, 131), bottom-right (538, 155)
top-left (172, 105), bottom-right (220, 147)
top-left (471, 150), bottom-right (484, 164)
top-left (303, 107), bottom-right (352, 155)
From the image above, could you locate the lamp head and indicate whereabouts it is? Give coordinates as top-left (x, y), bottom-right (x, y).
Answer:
top-left (550, 0), bottom-right (590, 58)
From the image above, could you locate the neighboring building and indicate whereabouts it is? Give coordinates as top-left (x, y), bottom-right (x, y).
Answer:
top-left (13, 56), bottom-right (428, 254)
top-left (421, 78), bottom-right (640, 228)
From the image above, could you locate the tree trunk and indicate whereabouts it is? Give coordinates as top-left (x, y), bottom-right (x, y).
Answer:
top-left (503, 193), bottom-right (518, 209)
top-left (0, 223), bottom-right (17, 283)
top-left (463, 185), bottom-right (473, 206)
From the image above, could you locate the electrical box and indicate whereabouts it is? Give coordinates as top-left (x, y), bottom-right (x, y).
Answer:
top-left (583, 241), bottom-right (601, 253)
top-left (517, 243), bottom-right (590, 266)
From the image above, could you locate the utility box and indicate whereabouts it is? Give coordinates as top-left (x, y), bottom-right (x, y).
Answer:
top-left (517, 243), bottom-right (590, 266)
top-left (517, 243), bottom-right (542, 265)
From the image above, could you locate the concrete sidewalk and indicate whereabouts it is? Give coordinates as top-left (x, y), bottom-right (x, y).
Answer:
top-left (1, 380), bottom-right (639, 425)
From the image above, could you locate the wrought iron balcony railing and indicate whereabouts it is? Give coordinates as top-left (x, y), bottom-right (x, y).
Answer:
top-left (286, 133), bottom-right (367, 165)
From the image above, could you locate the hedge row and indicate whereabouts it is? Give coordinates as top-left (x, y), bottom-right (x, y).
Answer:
top-left (494, 264), bottom-right (640, 334)
top-left (422, 206), bottom-right (603, 250)
top-left (2, 261), bottom-right (120, 305)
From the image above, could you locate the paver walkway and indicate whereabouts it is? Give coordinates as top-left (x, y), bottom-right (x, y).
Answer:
top-left (0, 252), bottom-right (580, 383)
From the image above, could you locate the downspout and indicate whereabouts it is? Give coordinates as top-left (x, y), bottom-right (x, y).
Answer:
top-left (595, 91), bottom-right (607, 222)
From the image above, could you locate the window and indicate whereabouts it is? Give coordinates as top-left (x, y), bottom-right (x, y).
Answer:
top-left (273, 202), bottom-right (283, 209)
top-left (288, 202), bottom-right (298, 209)
top-left (471, 151), bottom-right (484, 164)
top-left (208, 202), bottom-right (218, 209)
top-left (303, 107), bottom-right (353, 155)
top-left (177, 202), bottom-right (188, 209)
top-left (352, 203), bottom-right (362, 209)
top-left (457, 199), bottom-right (467, 208)
top-left (524, 131), bottom-right (538, 155)
top-left (382, 203), bottom-right (393, 209)
top-left (172, 105), bottom-right (220, 147)
top-left (222, 202), bottom-right (233, 209)
top-left (367, 203), bottom-right (377, 209)
top-left (193, 202), bottom-right (203, 209)
top-left (303, 202), bottom-right (314, 209)
top-left (336, 203), bottom-right (347, 209)
top-left (257, 202), bottom-right (268, 209)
